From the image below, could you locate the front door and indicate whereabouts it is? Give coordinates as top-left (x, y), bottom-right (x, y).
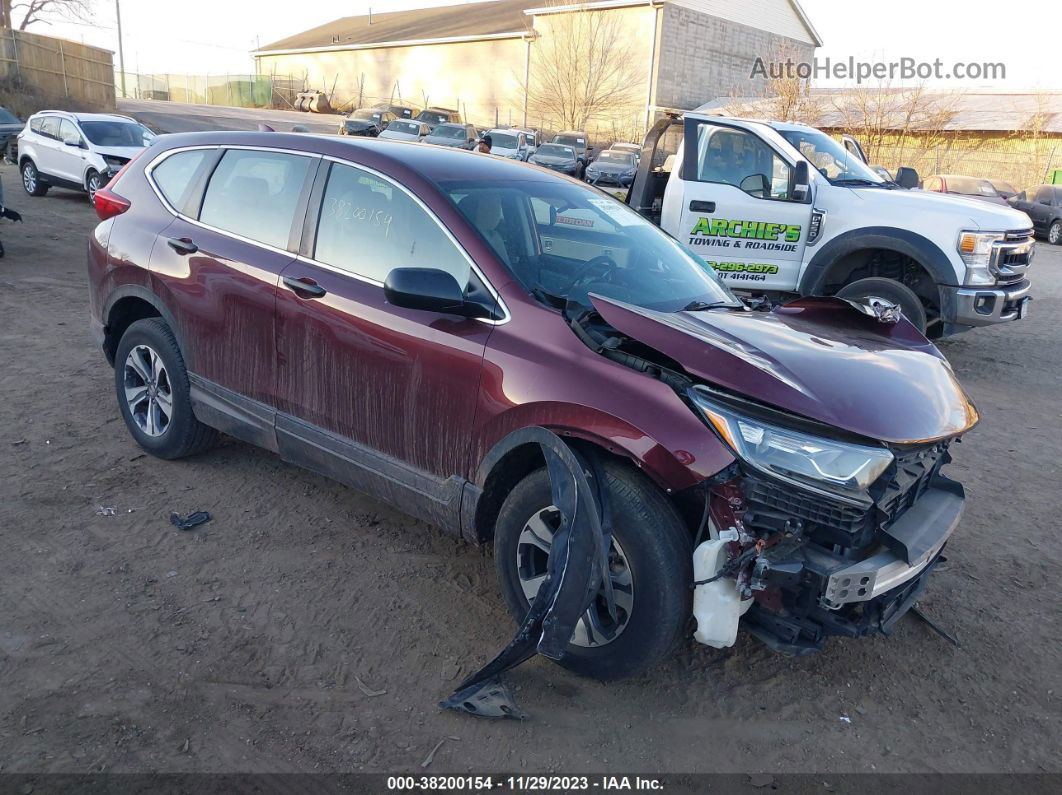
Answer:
top-left (274, 159), bottom-right (492, 480)
top-left (664, 118), bottom-right (811, 292)
top-left (53, 118), bottom-right (87, 184)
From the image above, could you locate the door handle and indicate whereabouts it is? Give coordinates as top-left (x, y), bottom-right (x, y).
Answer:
top-left (283, 275), bottom-right (327, 298)
top-left (166, 237), bottom-right (198, 255)
top-left (689, 200), bottom-right (716, 213)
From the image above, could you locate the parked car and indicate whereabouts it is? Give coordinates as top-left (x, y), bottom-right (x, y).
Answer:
top-left (513, 128), bottom-right (538, 156)
top-left (607, 142), bottom-right (641, 162)
top-left (415, 107), bottom-right (461, 130)
top-left (584, 149), bottom-right (638, 186)
top-left (1009, 184), bottom-right (1062, 244)
top-left (0, 105), bottom-right (22, 164)
top-left (528, 143), bottom-right (581, 176)
top-left (484, 128), bottom-right (530, 160)
top-left (988, 178), bottom-right (1019, 201)
top-left (628, 112), bottom-right (1034, 337)
top-left (552, 130), bottom-right (592, 175)
top-left (88, 131), bottom-right (979, 675)
top-left (378, 119), bottom-right (432, 142)
top-left (423, 122), bottom-right (478, 149)
top-left (339, 109), bottom-right (396, 137)
top-left (17, 110), bottom-right (156, 202)
top-left (374, 103), bottom-right (420, 120)
top-left (922, 174), bottom-right (1009, 206)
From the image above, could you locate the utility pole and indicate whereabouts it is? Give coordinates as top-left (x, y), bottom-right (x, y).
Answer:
top-left (115, 0), bottom-right (127, 97)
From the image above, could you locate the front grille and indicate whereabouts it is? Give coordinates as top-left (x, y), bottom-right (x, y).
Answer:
top-left (746, 479), bottom-right (866, 534)
top-left (993, 229), bottom-right (1034, 283)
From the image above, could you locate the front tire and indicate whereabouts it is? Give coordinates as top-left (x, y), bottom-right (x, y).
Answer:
top-left (1049, 220), bottom-right (1061, 245)
top-left (113, 318), bottom-right (218, 459)
top-left (836, 277), bottom-right (928, 333)
top-left (21, 160), bottom-right (48, 197)
top-left (494, 462), bottom-right (692, 680)
top-left (85, 170), bottom-right (103, 203)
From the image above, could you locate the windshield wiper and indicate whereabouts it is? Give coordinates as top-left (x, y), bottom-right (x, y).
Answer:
top-left (681, 299), bottom-right (737, 312)
top-left (831, 178), bottom-right (885, 188)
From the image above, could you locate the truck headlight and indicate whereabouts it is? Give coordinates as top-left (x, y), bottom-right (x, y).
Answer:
top-left (958, 230), bottom-right (1004, 286)
top-left (689, 389), bottom-right (894, 505)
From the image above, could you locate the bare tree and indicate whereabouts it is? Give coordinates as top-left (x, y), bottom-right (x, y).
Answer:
top-left (522, 1), bottom-right (645, 134)
top-left (10, 0), bottom-right (92, 30)
top-left (727, 39), bottom-right (822, 125)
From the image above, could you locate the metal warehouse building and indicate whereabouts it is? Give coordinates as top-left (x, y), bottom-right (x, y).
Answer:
top-left (254, 0), bottom-right (820, 135)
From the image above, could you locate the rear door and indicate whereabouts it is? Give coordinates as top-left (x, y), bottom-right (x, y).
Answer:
top-left (664, 118), bottom-right (811, 291)
top-left (33, 115), bottom-right (63, 177)
top-left (147, 146), bottom-right (316, 414)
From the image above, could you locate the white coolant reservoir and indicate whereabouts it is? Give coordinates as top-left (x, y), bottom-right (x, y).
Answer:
top-left (692, 539), bottom-right (753, 648)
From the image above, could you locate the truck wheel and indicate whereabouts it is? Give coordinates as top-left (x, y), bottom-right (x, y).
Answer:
top-left (1049, 221), bottom-right (1061, 245)
top-left (21, 160), bottom-right (49, 197)
top-left (836, 277), bottom-right (928, 333)
top-left (494, 461), bottom-right (692, 680)
top-left (113, 318), bottom-right (218, 460)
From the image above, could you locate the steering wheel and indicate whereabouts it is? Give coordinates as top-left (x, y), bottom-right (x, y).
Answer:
top-left (563, 254), bottom-right (621, 298)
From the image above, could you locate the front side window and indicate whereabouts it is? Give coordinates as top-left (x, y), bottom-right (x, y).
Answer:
top-left (79, 121), bottom-right (154, 147)
top-left (58, 119), bottom-right (80, 144)
top-left (199, 149), bottom-right (312, 249)
top-left (151, 149), bottom-right (209, 209)
top-left (314, 162), bottom-right (471, 287)
top-left (440, 178), bottom-right (737, 313)
top-left (695, 124), bottom-right (793, 199)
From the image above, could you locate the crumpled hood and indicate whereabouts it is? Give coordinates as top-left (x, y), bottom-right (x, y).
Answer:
top-left (92, 144), bottom-right (143, 160)
top-left (590, 294), bottom-right (979, 444)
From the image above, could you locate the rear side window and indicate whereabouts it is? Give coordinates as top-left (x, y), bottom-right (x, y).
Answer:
top-left (314, 162), bottom-right (471, 287)
top-left (40, 116), bottom-right (60, 140)
top-left (199, 149), bottom-right (311, 249)
top-left (30, 117), bottom-right (43, 133)
top-left (151, 150), bottom-right (209, 210)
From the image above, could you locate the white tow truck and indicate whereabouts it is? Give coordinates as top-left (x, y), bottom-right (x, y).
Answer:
top-left (626, 109), bottom-right (1034, 336)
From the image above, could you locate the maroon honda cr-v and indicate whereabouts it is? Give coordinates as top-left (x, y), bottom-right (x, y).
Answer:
top-left (88, 132), bottom-right (978, 677)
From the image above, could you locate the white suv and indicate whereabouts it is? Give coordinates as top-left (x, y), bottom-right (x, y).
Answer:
top-left (17, 111), bottom-right (156, 202)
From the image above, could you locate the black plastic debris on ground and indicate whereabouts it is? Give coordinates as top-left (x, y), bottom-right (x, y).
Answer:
top-left (440, 427), bottom-right (615, 720)
top-left (170, 510), bottom-right (211, 531)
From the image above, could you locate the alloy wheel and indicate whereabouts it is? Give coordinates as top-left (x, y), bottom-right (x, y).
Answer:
top-left (22, 163), bottom-right (36, 193)
top-left (86, 172), bottom-right (102, 202)
top-left (516, 506), bottom-right (634, 647)
top-left (123, 344), bottom-right (173, 437)
top-left (1050, 223), bottom-right (1061, 245)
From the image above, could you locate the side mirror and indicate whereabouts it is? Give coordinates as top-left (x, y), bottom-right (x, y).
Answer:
top-left (63, 135), bottom-right (81, 147)
top-left (895, 166), bottom-right (920, 189)
top-left (384, 267), bottom-right (490, 318)
top-left (791, 160), bottom-right (810, 201)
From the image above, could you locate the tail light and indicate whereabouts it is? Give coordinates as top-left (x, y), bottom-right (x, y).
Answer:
top-left (93, 188), bottom-right (131, 221)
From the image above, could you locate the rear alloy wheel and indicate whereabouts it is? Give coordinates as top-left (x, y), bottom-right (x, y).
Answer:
top-left (836, 277), bottom-right (928, 334)
top-left (85, 170), bottom-right (103, 203)
top-left (21, 160), bottom-right (48, 197)
top-left (1049, 221), bottom-right (1061, 245)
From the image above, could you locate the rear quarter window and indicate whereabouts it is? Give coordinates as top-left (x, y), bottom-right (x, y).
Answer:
top-left (199, 149), bottom-right (312, 249)
top-left (151, 149), bottom-right (210, 210)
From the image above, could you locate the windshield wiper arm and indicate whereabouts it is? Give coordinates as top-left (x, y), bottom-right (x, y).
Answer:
top-left (681, 299), bottom-right (736, 312)
top-left (831, 178), bottom-right (883, 187)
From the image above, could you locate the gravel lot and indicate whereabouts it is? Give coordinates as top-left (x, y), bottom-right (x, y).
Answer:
top-left (0, 162), bottom-right (1059, 775)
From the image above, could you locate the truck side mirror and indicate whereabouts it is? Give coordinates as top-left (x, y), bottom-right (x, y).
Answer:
top-left (791, 161), bottom-right (810, 202)
top-left (896, 167), bottom-right (920, 189)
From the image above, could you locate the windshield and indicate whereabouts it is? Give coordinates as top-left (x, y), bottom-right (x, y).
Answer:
top-left (439, 178), bottom-right (737, 313)
top-left (596, 151), bottom-right (636, 166)
top-left (777, 129), bottom-right (885, 185)
top-left (0, 107), bottom-right (18, 124)
top-left (79, 121), bottom-right (154, 147)
top-left (490, 132), bottom-right (519, 149)
top-left (431, 125), bottom-right (465, 139)
top-left (948, 177), bottom-right (998, 196)
top-left (553, 135), bottom-right (586, 149)
top-left (536, 144), bottom-right (574, 159)
top-left (352, 110), bottom-right (382, 121)
top-left (418, 111), bottom-right (448, 125)
top-left (387, 120), bottom-right (421, 134)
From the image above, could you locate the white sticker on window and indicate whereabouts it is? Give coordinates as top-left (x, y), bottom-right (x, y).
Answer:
top-left (588, 197), bottom-right (638, 226)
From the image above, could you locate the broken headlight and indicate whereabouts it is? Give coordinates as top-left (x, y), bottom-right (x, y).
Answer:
top-left (689, 389), bottom-right (894, 505)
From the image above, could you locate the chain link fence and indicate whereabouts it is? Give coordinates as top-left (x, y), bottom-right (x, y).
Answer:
top-left (114, 72), bottom-right (307, 110)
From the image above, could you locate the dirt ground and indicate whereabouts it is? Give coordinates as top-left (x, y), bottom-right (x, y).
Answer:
top-left (0, 161), bottom-right (1059, 776)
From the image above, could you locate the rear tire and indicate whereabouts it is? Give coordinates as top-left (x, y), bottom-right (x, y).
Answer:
top-left (21, 160), bottom-right (48, 197)
top-left (1049, 220), bottom-right (1061, 245)
top-left (836, 277), bottom-right (928, 333)
top-left (494, 461), bottom-right (692, 680)
top-left (113, 318), bottom-right (218, 459)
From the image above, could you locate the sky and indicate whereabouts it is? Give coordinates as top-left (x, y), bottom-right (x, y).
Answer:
top-left (31, 0), bottom-right (1060, 90)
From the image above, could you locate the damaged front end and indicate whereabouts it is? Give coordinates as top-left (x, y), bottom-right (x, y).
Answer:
top-left (688, 385), bottom-right (966, 655)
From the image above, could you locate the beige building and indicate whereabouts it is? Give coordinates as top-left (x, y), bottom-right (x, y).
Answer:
top-left (254, 0), bottom-right (820, 138)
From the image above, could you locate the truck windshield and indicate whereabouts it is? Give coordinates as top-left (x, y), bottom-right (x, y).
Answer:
top-left (439, 179), bottom-right (739, 313)
top-left (490, 132), bottom-right (519, 149)
top-left (778, 129), bottom-right (886, 185)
